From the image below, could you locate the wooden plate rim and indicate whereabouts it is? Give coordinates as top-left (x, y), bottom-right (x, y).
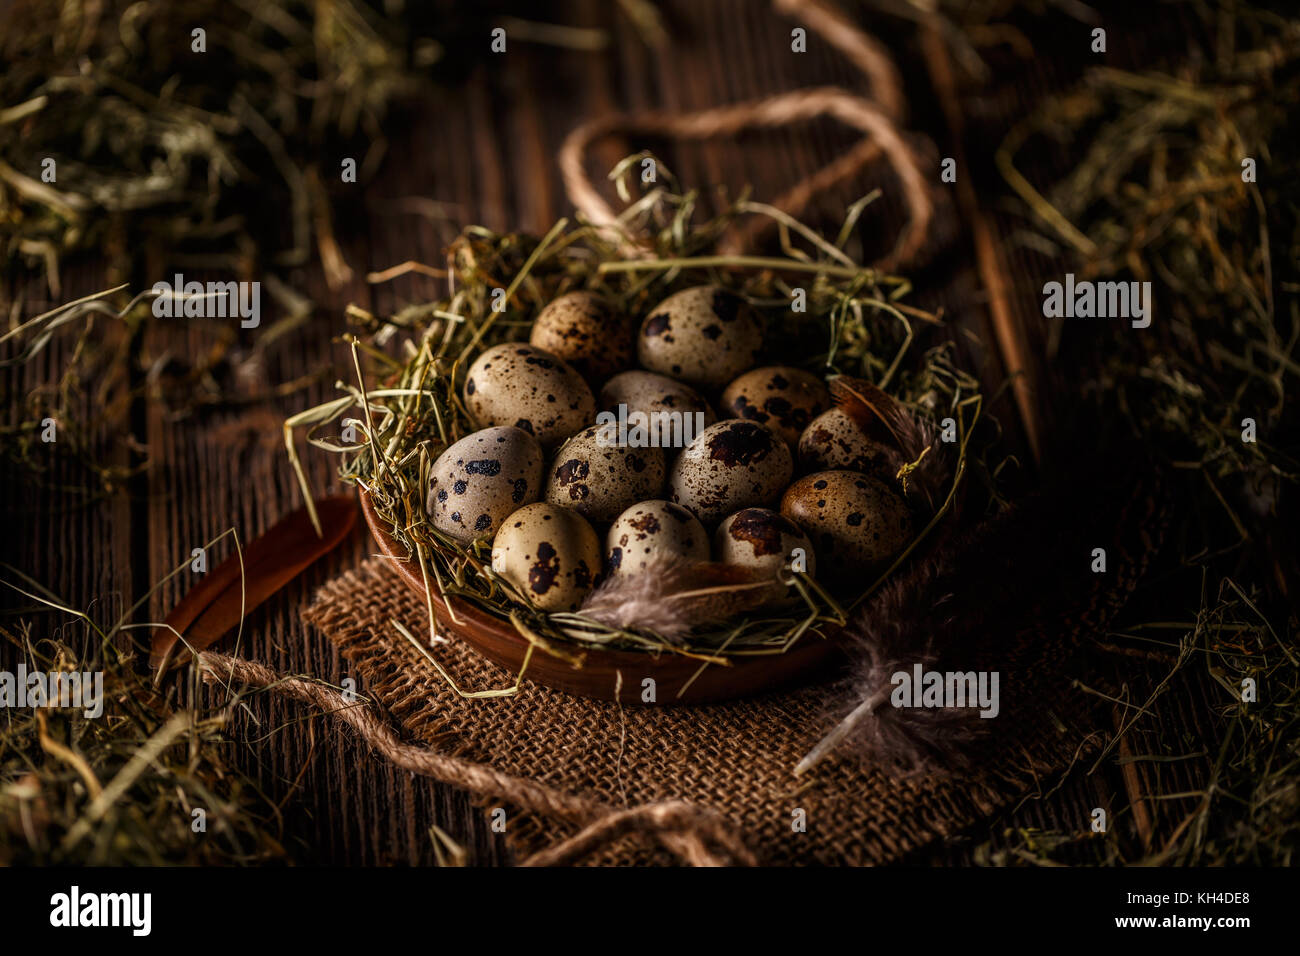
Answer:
top-left (357, 489), bottom-right (845, 704)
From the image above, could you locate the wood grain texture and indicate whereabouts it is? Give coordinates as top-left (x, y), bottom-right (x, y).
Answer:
top-left (0, 0), bottom-right (1219, 865)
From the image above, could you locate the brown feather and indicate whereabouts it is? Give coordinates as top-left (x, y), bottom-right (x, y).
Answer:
top-left (829, 375), bottom-right (912, 451)
top-left (151, 497), bottom-right (358, 674)
top-left (830, 375), bottom-right (949, 510)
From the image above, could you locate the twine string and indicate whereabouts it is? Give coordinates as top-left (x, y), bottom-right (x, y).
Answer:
top-left (559, 0), bottom-right (934, 269)
top-left (773, 0), bottom-right (905, 120)
top-left (198, 652), bottom-right (755, 866)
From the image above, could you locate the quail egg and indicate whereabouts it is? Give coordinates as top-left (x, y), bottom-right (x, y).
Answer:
top-left (599, 370), bottom-right (717, 426)
top-left (720, 366), bottom-right (831, 449)
top-left (605, 500), bottom-right (709, 576)
top-left (781, 470), bottom-right (912, 582)
top-left (426, 426), bottom-right (544, 544)
top-left (544, 425), bottom-right (667, 524)
top-left (529, 291), bottom-right (636, 382)
top-left (491, 503), bottom-right (602, 611)
top-left (715, 507), bottom-right (816, 604)
top-left (670, 419), bottom-right (794, 526)
top-left (463, 343), bottom-right (595, 449)
top-left (797, 408), bottom-right (893, 478)
top-left (715, 507), bottom-right (816, 578)
top-left (636, 285), bottom-right (763, 387)
top-left (595, 369), bottom-right (717, 455)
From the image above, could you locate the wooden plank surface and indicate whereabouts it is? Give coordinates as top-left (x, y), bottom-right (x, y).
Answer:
top-left (1, 0), bottom-right (1218, 865)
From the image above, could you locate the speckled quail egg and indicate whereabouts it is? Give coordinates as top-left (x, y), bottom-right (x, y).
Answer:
top-left (720, 366), bottom-right (831, 449)
top-left (670, 419), bottom-right (794, 526)
top-left (491, 502), bottom-right (602, 611)
top-left (781, 470), bottom-right (912, 583)
top-left (637, 286), bottom-right (763, 387)
top-left (605, 500), bottom-right (709, 577)
top-left (798, 408), bottom-right (893, 478)
top-left (715, 507), bottom-right (816, 578)
top-left (463, 343), bottom-right (595, 449)
top-left (426, 426), bottom-right (544, 544)
top-left (600, 370), bottom-right (716, 427)
top-left (544, 425), bottom-right (667, 524)
top-left (529, 291), bottom-right (636, 382)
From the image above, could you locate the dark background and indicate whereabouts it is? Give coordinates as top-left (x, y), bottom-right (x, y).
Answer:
top-left (1, 0), bottom-right (1232, 864)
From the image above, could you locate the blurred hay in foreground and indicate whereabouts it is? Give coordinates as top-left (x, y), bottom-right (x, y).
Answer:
top-left (0, 607), bottom-right (289, 865)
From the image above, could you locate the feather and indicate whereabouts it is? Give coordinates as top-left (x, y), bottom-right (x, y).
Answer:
top-left (151, 496), bottom-right (358, 676)
top-left (579, 557), bottom-right (776, 642)
top-left (796, 542), bottom-right (987, 777)
top-left (829, 375), bottom-right (949, 509)
top-left (797, 457), bottom-right (1169, 778)
top-left (828, 375), bottom-right (911, 449)
top-left (886, 415), bottom-right (949, 511)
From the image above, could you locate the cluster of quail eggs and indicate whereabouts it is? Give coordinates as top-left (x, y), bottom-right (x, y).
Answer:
top-left (426, 285), bottom-right (914, 618)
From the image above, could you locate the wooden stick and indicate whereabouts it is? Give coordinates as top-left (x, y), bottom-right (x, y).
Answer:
top-left (918, 19), bottom-right (1044, 464)
top-left (1113, 703), bottom-right (1155, 853)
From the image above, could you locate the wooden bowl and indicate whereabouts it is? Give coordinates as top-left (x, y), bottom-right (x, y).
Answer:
top-left (359, 490), bottom-right (846, 704)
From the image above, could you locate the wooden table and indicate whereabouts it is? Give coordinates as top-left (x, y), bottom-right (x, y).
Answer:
top-left (2, 0), bottom-right (1218, 864)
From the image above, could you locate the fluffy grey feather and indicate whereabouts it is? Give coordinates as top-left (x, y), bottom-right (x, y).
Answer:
top-left (579, 556), bottom-right (774, 642)
top-left (800, 459), bottom-right (1167, 779)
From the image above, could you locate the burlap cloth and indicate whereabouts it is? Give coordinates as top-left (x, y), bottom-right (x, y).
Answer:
top-left (302, 557), bottom-right (1106, 866)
